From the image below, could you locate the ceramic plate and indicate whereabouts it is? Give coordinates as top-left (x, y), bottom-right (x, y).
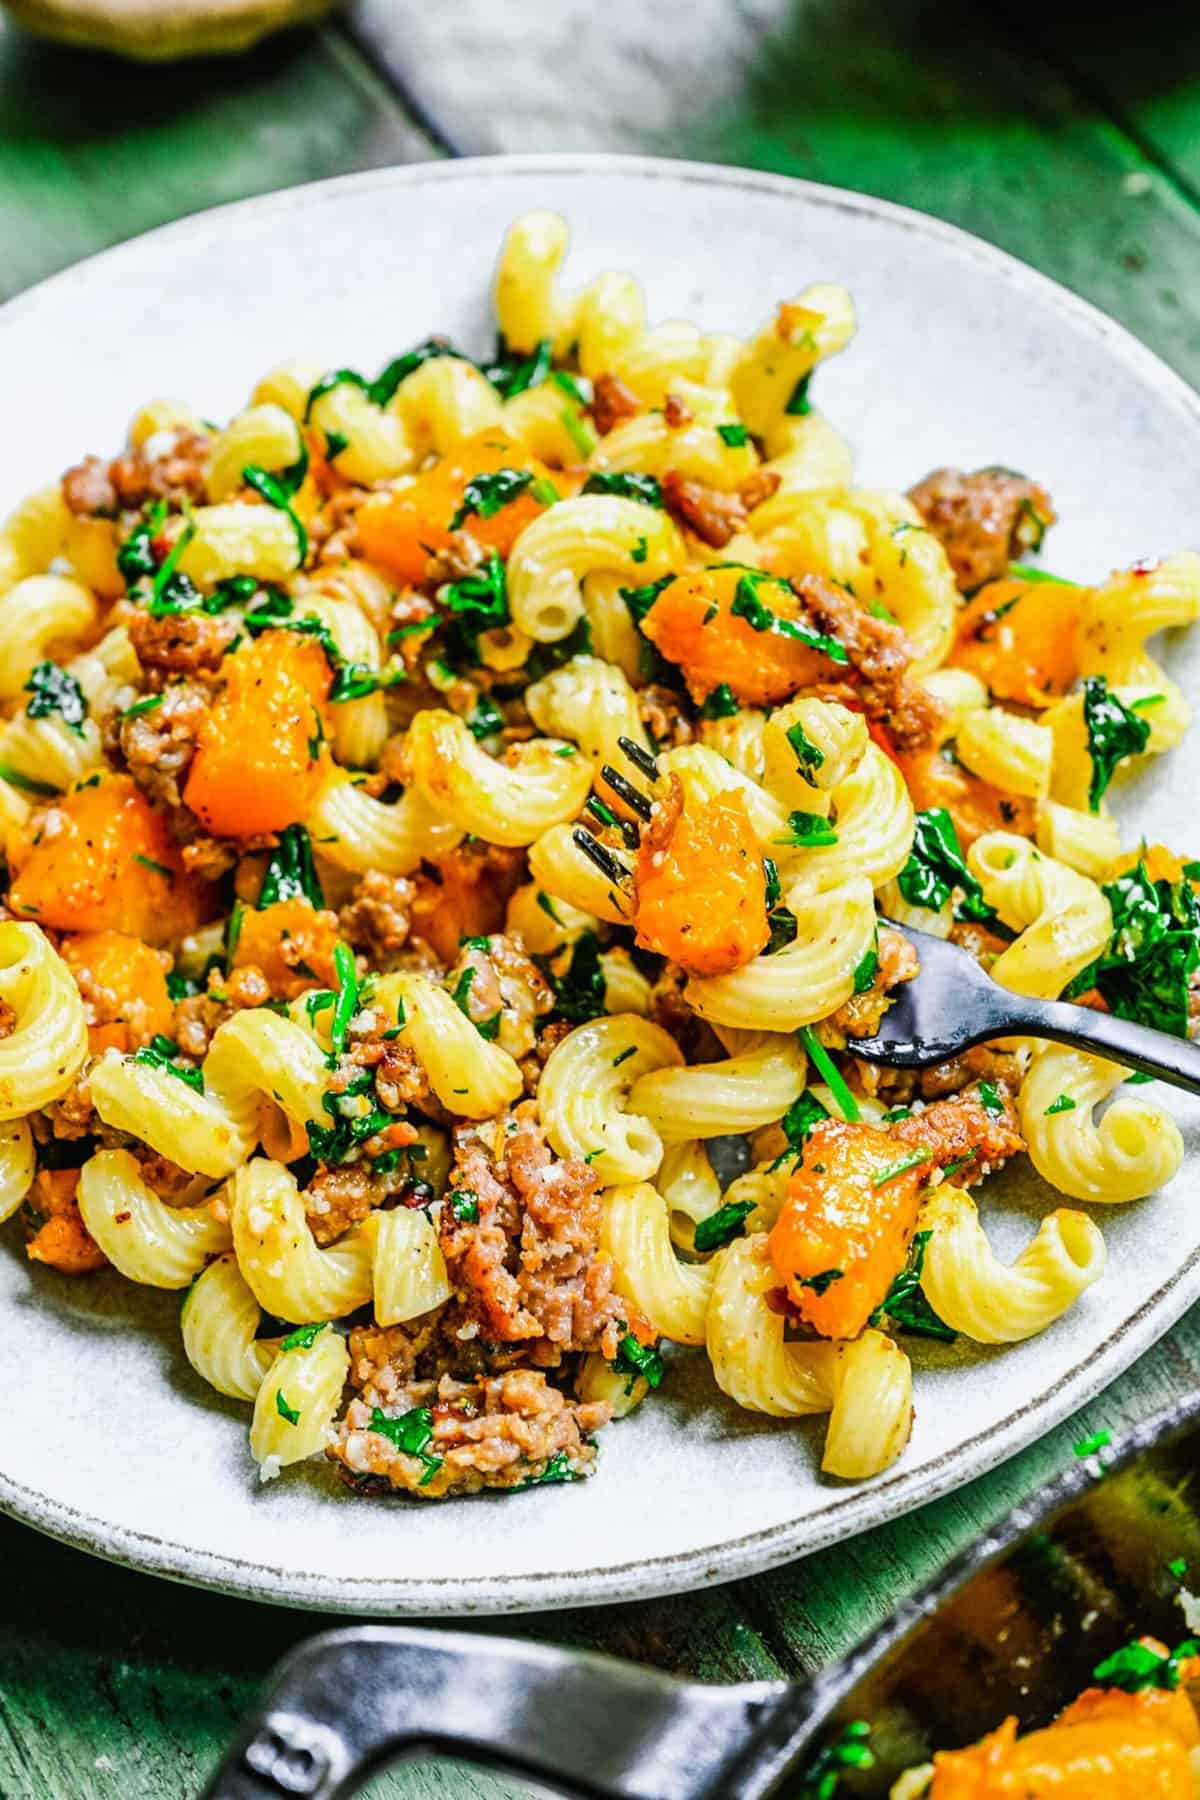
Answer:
top-left (3, 156), bottom-right (1199, 1615)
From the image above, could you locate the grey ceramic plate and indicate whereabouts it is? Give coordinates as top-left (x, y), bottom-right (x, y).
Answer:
top-left (2, 156), bottom-right (1199, 1616)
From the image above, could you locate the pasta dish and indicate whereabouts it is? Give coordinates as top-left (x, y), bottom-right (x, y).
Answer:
top-left (0, 212), bottom-right (1195, 1499)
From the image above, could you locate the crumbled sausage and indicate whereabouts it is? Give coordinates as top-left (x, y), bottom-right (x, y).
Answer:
top-left (338, 872), bottom-right (416, 967)
top-left (892, 1079), bottom-right (1024, 1183)
top-left (661, 469), bottom-right (747, 548)
top-left (330, 1363), bottom-right (609, 1498)
top-left (663, 392), bottom-right (693, 429)
top-left (442, 934), bottom-right (552, 1061)
top-left (907, 466), bottom-right (1057, 593)
top-left (439, 1106), bottom-right (631, 1361)
top-left (589, 373), bottom-right (640, 436)
top-left (173, 965), bottom-right (272, 1059)
top-left (638, 682), bottom-right (694, 749)
top-left (127, 608), bottom-right (240, 679)
top-left (61, 429), bottom-right (211, 518)
top-left (788, 573), bottom-right (947, 750)
top-left (834, 927), bottom-right (919, 1038)
top-left (112, 682), bottom-right (208, 811)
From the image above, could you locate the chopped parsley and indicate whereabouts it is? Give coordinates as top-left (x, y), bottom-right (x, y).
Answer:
top-left (281, 1322), bottom-right (328, 1352)
top-left (978, 1080), bottom-right (1004, 1118)
top-left (785, 372), bottom-right (813, 417)
top-left (897, 807), bottom-right (997, 924)
top-left (717, 422), bottom-right (749, 447)
top-left (1092, 1637), bottom-right (1198, 1694)
top-left (439, 552), bottom-right (509, 661)
top-left (1064, 858), bottom-right (1200, 1037)
top-left (581, 471), bottom-right (663, 507)
top-left (258, 823), bottom-right (324, 910)
top-left (728, 569), bottom-right (849, 664)
top-left (131, 1033), bottom-right (204, 1093)
top-left (449, 467), bottom-right (536, 531)
top-left (612, 1332), bottom-right (665, 1394)
top-left (450, 1189), bottom-right (480, 1224)
top-left (536, 930), bottom-right (608, 1025)
top-left (1082, 675), bottom-right (1151, 811)
top-left (518, 1450), bottom-right (585, 1488)
top-left (852, 946), bottom-right (878, 994)
top-left (25, 662), bottom-right (88, 736)
top-left (275, 1391), bottom-right (301, 1427)
top-left (693, 1200), bottom-right (755, 1253)
top-left (1074, 1429), bottom-right (1111, 1457)
top-left (481, 334), bottom-right (553, 400)
top-left (871, 1148), bottom-right (930, 1187)
top-left (131, 853), bottom-right (174, 881)
top-left (869, 1229), bottom-right (955, 1342)
top-left (120, 693), bottom-right (165, 721)
top-left (368, 1405), bottom-right (442, 1484)
top-left (797, 1268), bottom-right (843, 1296)
top-left (775, 810), bottom-right (838, 848)
top-left (329, 942), bottom-right (358, 1060)
top-left (1046, 1093), bottom-right (1076, 1116)
top-left (698, 682), bottom-right (739, 719)
top-left (786, 719), bottom-right (825, 783)
top-left (798, 1721), bottom-right (874, 1799)
top-left (800, 1028), bottom-right (859, 1122)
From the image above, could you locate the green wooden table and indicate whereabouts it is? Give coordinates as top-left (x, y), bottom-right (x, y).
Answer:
top-left (2, 6), bottom-right (1200, 1793)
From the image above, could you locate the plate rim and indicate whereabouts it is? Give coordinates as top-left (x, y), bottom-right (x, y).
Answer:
top-left (3, 150), bottom-right (1199, 1615)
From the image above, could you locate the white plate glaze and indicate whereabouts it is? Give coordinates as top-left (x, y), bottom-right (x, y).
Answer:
top-left (2, 155), bottom-right (1199, 1616)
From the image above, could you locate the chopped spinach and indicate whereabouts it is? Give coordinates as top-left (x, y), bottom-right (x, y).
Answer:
top-left (368, 1405), bottom-right (442, 1484)
top-left (1092, 1637), bottom-right (1199, 1694)
top-left (1064, 857), bottom-right (1200, 1037)
top-left (785, 372), bottom-right (813, 417)
top-left (775, 810), bottom-right (838, 848)
top-left (258, 823), bottom-right (324, 910)
top-left (797, 1268), bottom-right (843, 1296)
top-left (612, 1332), bottom-right (665, 1394)
top-left (518, 1450), bottom-right (585, 1488)
top-left (481, 334), bottom-right (554, 400)
top-left (868, 1229), bottom-right (955, 1341)
top-left (131, 1033), bottom-right (204, 1093)
top-left (693, 1200), bottom-right (755, 1253)
top-left (716, 422), bottom-right (749, 447)
top-left (786, 718), bottom-right (825, 783)
top-left (449, 467), bottom-right (535, 531)
top-left (728, 569), bottom-right (849, 664)
top-left (534, 931), bottom-right (608, 1026)
top-left (281, 1322), bottom-right (327, 1352)
top-left (581, 471), bottom-right (663, 508)
top-left (24, 663), bottom-right (87, 736)
top-left (1082, 674), bottom-right (1151, 811)
top-left (698, 682), bottom-right (739, 719)
top-left (242, 462), bottom-right (307, 564)
top-left (275, 1391), bottom-right (301, 1426)
top-left (897, 807), bottom-right (997, 924)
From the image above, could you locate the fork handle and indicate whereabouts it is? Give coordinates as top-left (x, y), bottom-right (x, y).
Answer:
top-left (1004, 995), bottom-right (1200, 1095)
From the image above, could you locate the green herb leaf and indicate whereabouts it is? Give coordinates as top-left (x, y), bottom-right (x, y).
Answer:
top-left (869, 1229), bottom-right (956, 1342)
top-left (765, 906), bottom-right (798, 955)
top-left (717, 422), bottom-right (749, 447)
top-left (729, 568), bottom-right (849, 663)
top-left (281, 1322), bottom-right (328, 1352)
top-left (581, 471), bottom-right (663, 507)
top-left (1082, 675), bottom-right (1151, 811)
top-left (120, 693), bottom-right (165, 720)
top-left (329, 941), bottom-right (358, 1059)
top-left (368, 1405), bottom-right (442, 1483)
top-left (131, 1033), bottom-right (204, 1093)
top-left (1064, 858), bottom-right (1200, 1037)
top-left (450, 1188), bottom-right (480, 1224)
top-left (275, 1390), bottom-right (301, 1426)
top-left (978, 1080), bottom-right (1004, 1118)
top-left (800, 1028), bottom-right (859, 1121)
top-left (798, 1720), bottom-right (874, 1800)
top-left (763, 858), bottom-right (781, 909)
top-left (116, 499), bottom-right (167, 586)
top-left (898, 808), bottom-right (998, 924)
top-left (872, 1147), bottom-right (930, 1187)
top-left (466, 690), bottom-right (504, 742)
top-left (797, 1268), bottom-right (843, 1296)
top-left (242, 463), bottom-right (307, 564)
top-left (368, 338), bottom-right (465, 408)
top-left (613, 1332), bottom-right (665, 1394)
top-left (518, 1449), bottom-right (585, 1487)
top-left (1074, 1429), bottom-right (1111, 1457)
top-left (481, 334), bottom-right (553, 401)
top-left (1046, 1093), bottom-right (1076, 1116)
top-left (24, 662), bottom-right (88, 737)
top-left (786, 719), bottom-right (825, 783)
top-left (259, 823), bottom-right (324, 910)
top-left (449, 467), bottom-right (535, 532)
top-left (775, 810), bottom-right (838, 848)
top-left (698, 682), bottom-right (739, 719)
top-left (131, 853), bottom-right (174, 881)
top-left (1092, 1637), bottom-right (1199, 1693)
top-left (439, 552), bottom-right (510, 661)
top-left (852, 947), bottom-right (878, 994)
top-left (785, 372), bottom-right (813, 417)
top-left (535, 930), bottom-right (608, 1025)
top-left (693, 1200), bottom-right (756, 1253)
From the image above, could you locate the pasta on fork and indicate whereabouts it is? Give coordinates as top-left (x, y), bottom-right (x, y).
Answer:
top-left (1, 210), bottom-right (1197, 1501)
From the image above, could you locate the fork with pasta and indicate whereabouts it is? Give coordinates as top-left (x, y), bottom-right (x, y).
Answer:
top-left (0, 208), bottom-right (1196, 1500)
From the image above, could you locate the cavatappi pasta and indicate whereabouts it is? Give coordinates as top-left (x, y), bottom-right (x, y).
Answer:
top-left (4, 212), bottom-right (1197, 1502)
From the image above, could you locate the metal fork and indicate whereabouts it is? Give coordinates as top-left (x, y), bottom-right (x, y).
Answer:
top-left (855, 919), bottom-right (1200, 1094)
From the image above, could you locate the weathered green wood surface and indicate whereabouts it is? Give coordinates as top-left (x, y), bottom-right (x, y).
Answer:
top-left (1, 6), bottom-right (1199, 1794)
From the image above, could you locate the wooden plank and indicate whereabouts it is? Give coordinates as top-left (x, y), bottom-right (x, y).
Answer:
top-left (0, 1517), bottom-right (782, 1798)
top-left (0, 19), bottom-right (440, 301)
top-left (350, 0), bottom-right (1200, 382)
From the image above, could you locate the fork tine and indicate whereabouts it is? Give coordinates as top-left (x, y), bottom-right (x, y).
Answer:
top-left (572, 826), bottom-right (633, 887)
top-left (586, 794), bottom-right (640, 849)
top-left (600, 764), bottom-right (653, 821)
top-left (618, 735), bottom-right (659, 782)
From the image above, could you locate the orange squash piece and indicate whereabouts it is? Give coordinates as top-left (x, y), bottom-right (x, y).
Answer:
top-left (358, 428), bottom-right (557, 584)
top-left (898, 747), bottom-right (1034, 850)
top-left (61, 930), bottom-right (174, 1054)
top-left (767, 1118), bottom-right (930, 1338)
top-left (231, 897), bottom-right (341, 998)
top-left (634, 785), bottom-right (768, 977)
top-left (928, 1714), bottom-right (1194, 1798)
top-left (640, 567), bottom-right (836, 706)
top-left (410, 844), bottom-right (523, 964)
top-left (950, 575), bottom-right (1083, 708)
top-left (183, 629), bottom-right (331, 838)
top-left (24, 1169), bottom-right (106, 1276)
top-left (8, 774), bottom-right (213, 945)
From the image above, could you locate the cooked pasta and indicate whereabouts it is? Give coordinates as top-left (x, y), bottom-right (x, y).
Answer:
top-left (3, 208), bottom-right (1195, 1506)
